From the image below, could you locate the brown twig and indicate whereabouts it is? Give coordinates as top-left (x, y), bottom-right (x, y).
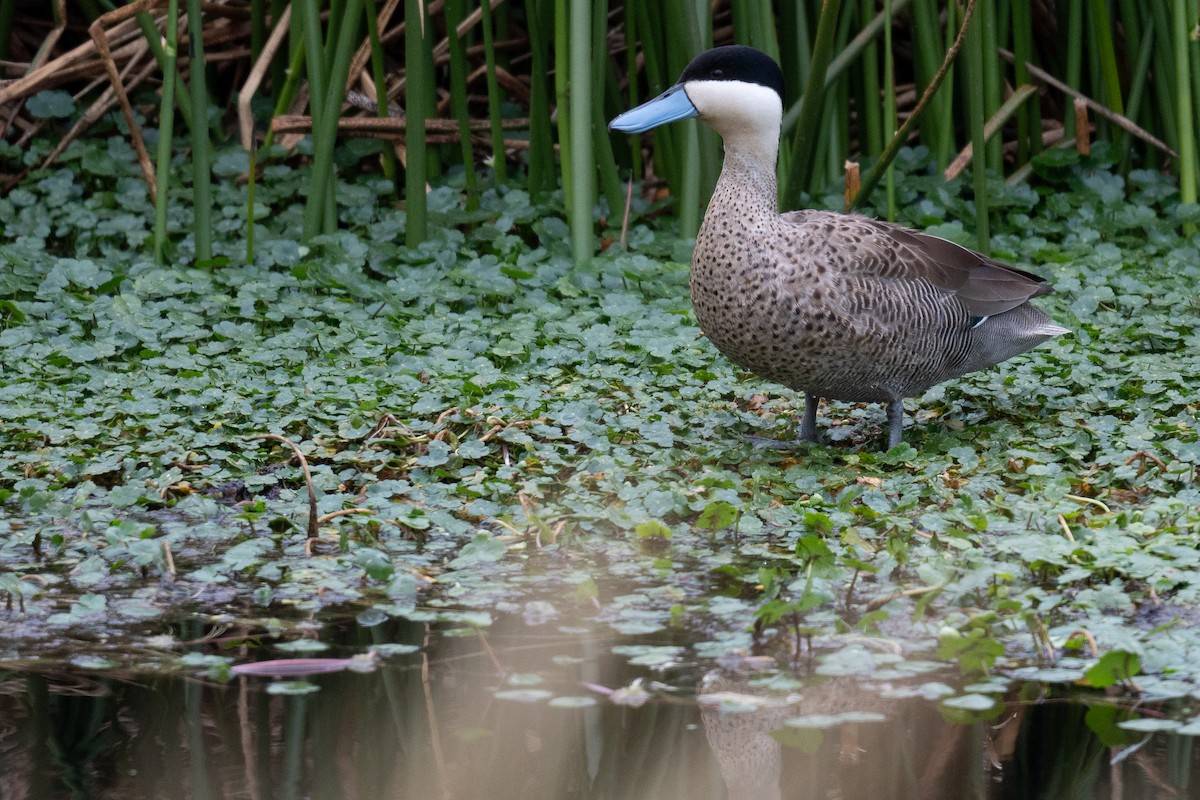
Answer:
top-left (619, 176), bottom-right (633, 250)
top-left (1124, 450), bottom-right (1166, 476)
top-left (269, 113), bottom-right (531, 140)
top-left (314, 508), bottom-right (374, 525)
top-left (90, 7), bottom-right (157, 197)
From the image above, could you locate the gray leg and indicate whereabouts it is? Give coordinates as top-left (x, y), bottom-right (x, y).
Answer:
top-left (885, 399), bottom-right (905, 448)
top-left (798, 393), bottom-right (820, 442)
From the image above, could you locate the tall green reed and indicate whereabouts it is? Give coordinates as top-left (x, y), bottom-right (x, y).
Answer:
top-left (186, 0), bottom-right (212, 262)
top-left (402, 0), bottom-right (430, 247)
top-left (152, 0), bottom-right (180, 265)
top-left (964, 1), bottom-right (989, 252)
top-left (444, 0), bottom-right (480, 205)
top-left (479, 0), bottom-right (506, 185)
top-left (568, 0), bottom-right (594, 265)
top-left (1172, 0), bottom-right (1197, 231)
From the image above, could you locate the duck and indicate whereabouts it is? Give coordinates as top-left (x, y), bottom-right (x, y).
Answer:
top-left (609, 45), bottom-right (1068, 448)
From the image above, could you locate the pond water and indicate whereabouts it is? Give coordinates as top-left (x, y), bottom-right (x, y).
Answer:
top-left (1, 611), bottom-right (1197, 800)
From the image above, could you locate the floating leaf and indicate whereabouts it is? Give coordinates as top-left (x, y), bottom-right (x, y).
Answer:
top-left (1082, 651), bottom-right (1142, 689)
top-left (941, 693), bottom-right (999, 711)
top-left (696, 500), bottom-right (737, 531)
top-left (635, 520), bottom-right (672, 539)
top-left (265, 681), bottom-right (321, 695)
top-left (274, 639), bottom-right (330, 654)
top-left (549, 696), bottom-right (598, 708)
top-left (494, 689), bottom-right (553, 703)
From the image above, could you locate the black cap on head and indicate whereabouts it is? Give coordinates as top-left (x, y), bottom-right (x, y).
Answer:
top-left (677, 45), bottom-right (785, 100)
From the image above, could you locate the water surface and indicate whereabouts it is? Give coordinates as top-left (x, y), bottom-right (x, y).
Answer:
top-left (2, 612), bottom-right (1196, 799)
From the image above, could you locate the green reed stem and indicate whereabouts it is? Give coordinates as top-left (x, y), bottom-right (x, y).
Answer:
top-left (322, 0), bottom-right (362, 228)
top-left (297, 0), bottom-right (326, 142)
top-left (568, 0), bottom-right (594, 264)
top-left (1149, 2), bottom-right (1178, 155)
top-left (444, 0), bottom-right (478, 202)
top-left (297, 0), bottom-right (326, 239)
top-left (965, 0), bottom-right (989, 253)
top-left (591, 0), bottom-right (623, 221)
top-left (246, 140), bottom-right (257, 262)
top-left (1063, 0), bottom-right (1083, 139)
top-left (1011, 0), bottom-right (1039, 162)
top-left (524, 0), bottom-right (555, 194)
top-left (882, 0), bottom-right (896, 219)
top-left (857, 0), bottom-right (882, 157)
top-left (1173, 0), bottom-right (1197, 230)
top-left (152, 0), bottom-right (179, 265)
top-left (554, 0), bottom-right (572, 218)
top-left (620, 2), bottom-right (642, 180)
top-left (677, 0), bottom-right (711, 238)
top-left (134, 12), bottom-right (196, 131)
top-left (302, 0), bottom-right (364, 239)
top-left (1120, 2), bottom-right (1152, 171)
top-left (479, 0), bottom-right (507, 184)
top-left (270, 0), bottom-right (289, 95)
top-left (782, 0), bottom-right (843, 208)
top-left (186, 0), bottom-right (212, 262)
top-left (363, 0), bottom-right (397, 191)
top-left (403, 0), bottom-right (428, 246)
top-left (250, 0), bottom-right (265, 60)
top-left (979, 0), bottom-right (1001, 170)
top-left (1089, 0), bottom-right (1125, 143)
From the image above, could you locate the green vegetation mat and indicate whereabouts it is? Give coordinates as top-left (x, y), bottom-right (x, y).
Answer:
top-left (2, 138), bottom-right (1199, 699)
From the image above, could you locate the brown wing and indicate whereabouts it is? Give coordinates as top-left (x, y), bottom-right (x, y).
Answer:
top-left (879, 223), bottom-right (1053, 316)
top-left (780, 210), bottom-right (1053, 318)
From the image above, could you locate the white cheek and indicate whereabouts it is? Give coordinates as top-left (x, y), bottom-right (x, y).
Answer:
top-left (685, 81), bottom-right (782, 128)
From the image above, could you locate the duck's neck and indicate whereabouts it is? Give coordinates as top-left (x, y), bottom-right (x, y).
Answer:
top-left (710, 132), bottom-right (780, 218)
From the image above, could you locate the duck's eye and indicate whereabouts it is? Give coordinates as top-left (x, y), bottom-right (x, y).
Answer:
top-left (711, 69), bottom-right (724, 78)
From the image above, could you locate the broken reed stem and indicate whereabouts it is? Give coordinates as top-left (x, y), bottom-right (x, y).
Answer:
top-left (843, 160), bottom-right (861, 209)
top-left (244, 433), bottom-right (319, 539)
top-left (315, 508), bottom-right (374, 524)
top-left (1074, 97), bottom-right (1090, 155)
top-left (162, 539), bottom-right (177, 575)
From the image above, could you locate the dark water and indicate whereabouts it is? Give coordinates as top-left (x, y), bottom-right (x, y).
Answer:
top-left (1, 613), bottom-right (1197, 800)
